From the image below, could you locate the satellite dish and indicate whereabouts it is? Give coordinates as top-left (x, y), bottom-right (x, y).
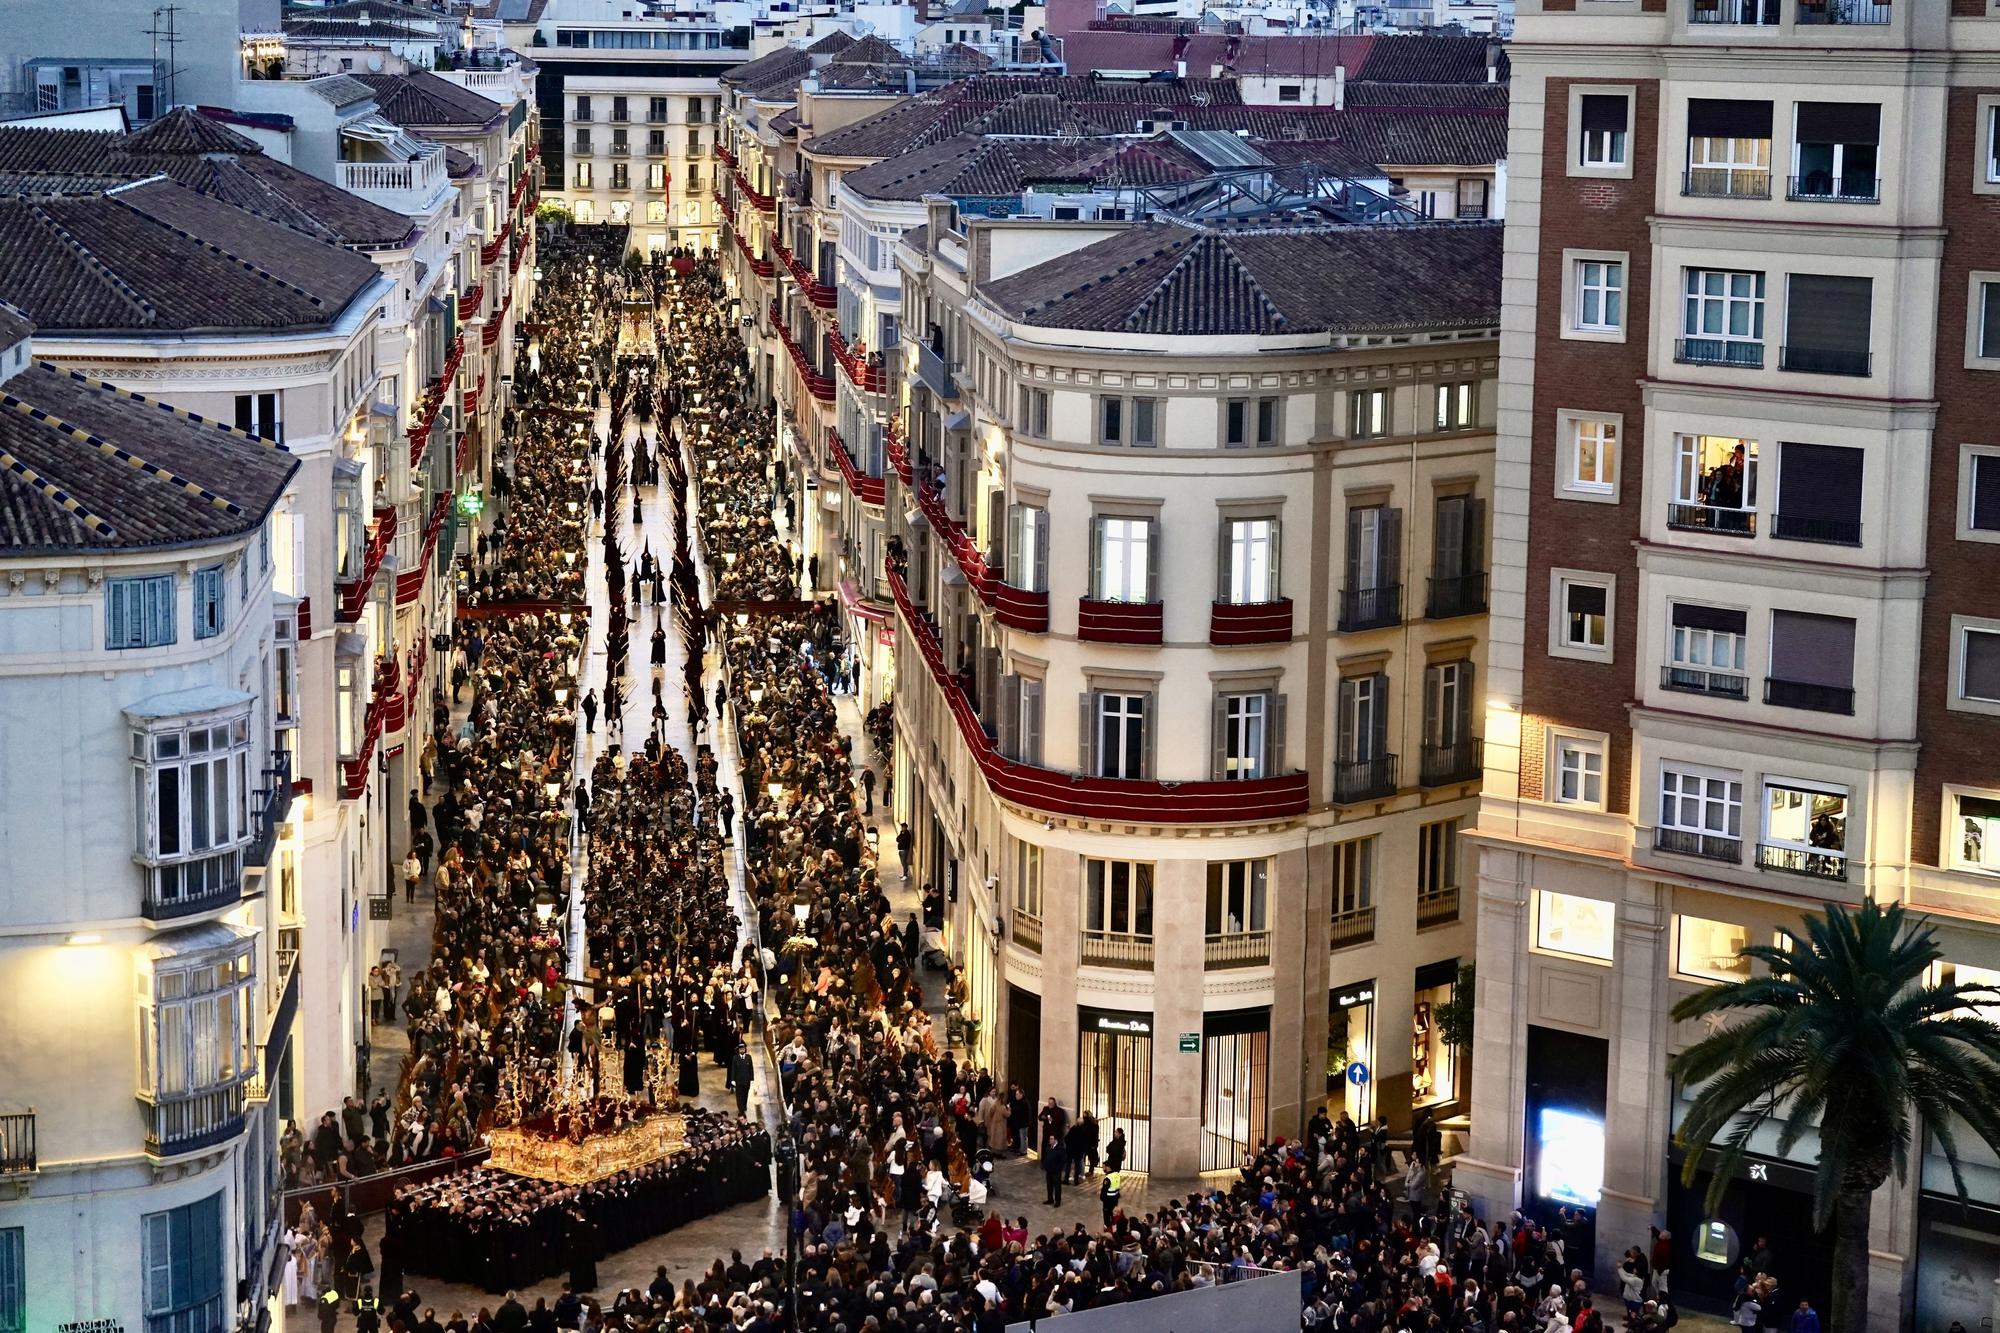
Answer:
top-left (367, 53), bottom-right (385, 72)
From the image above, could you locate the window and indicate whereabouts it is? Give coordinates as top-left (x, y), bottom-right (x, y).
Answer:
top-left (1456, 178), bottom-right (1490, 219)
top-left (648, 163), bottom-right (666, 190)
top-left (688, 97), bottom-right (705, 123)
top-left (133, 712), bottom-right (253, 914)
top-left (1220, 517), bottom-right (1278, 604)
top-left (1670, 434), bottom-right (1758, 534)
top-left (1417, 818), bottom-right (1461, 904)
top-left (233, 392), bottom-right (280, 442)
top-left (1955, 794), bottom-right (2000, 871)
top-left (1575, 259), bottom-right (1623, 333)
top-left (1090, 516), bottom-right (1154, 603)
top-left (1005, 502), bottom-right (1049, 592)
top-left (1767, 610), bottom-right (1856, 714)
top-left (1278, 84), bottom-right (1302, 103)
top-left (1332, 837), bottom-right (1375, 918)
top-left (143, 1194), bottom-right (225, 1333)
top-left (649, 95), bottom-right (669, 121)
top-left (1791, 101), bottom-right (1879, 201)
top-left (1434, 381), bottom-right (1474, 431)
top-left (1782, 274), bottom-right (1872, 376)
top-left (647, 201), bottom-right (667, 223)
top-left (273, 609), bottom-right (298, 728)
top-left (574, 95), bottom-right (593, 120)
top-left (998, 674), bottom-right (1043, 764)
top-left (1224, 395), bottom-right (1280, 447)
top-left (1551, 733), bottom-right (1605, 807)
top-left (0, 1228), bottom-right (18, 1333)
top-left (1555, 575), bottom-right (1610, 654)
top-left (108, 574), bottom-right (177, 650)
top-left (192, 566), bottom-right (225, 640)
top-left (1348, 387), bottom-right (1389, 439)
top-left (1659, 763), bottom-right (1744, 861)
top-left (1578, 92), bottom-right (1629, 169)
top-left (575, 162), bottom-right (593, 189)
top-left (1775, 441), bottom-right (1864, 545)
top-left (1214, 690), bottom-right (1275, 780)
top-left (1676, 916), bottom-right (1751, 983)
top-left (1667, 603), bottom-right (1749, 698)
top-left (1760, 780), bottom-right (1849, 879)
top-left (1341, 504), bottom-right (1401, 629)
top-left (1535, 890), bottom-right (1615, 963)
top-left (141, 940), bottom-right (253, 1108)
top-left (1684, 98), bottom-right (1773, 198)
top-left (335, 641), bottom-right (366, 761)
top-left (611, 165), bottom-right (630, 190)
top-left (1098, 396), bottom-right (1161, 447)
top-left (1014, 841), bottom-right (1043, 921)
top-left (1017, 385), bottom-right (1049, 437)
top-left (1680, 269), bottom-right (1766, 366)
top-left (1424, 659), bottom-right (1473, 751)
top-left (1564, 415), bottom-right (1619, 497)
top-left (1090, 690), bottom-right (1149, 780)
top-left (1430, 493), bottom-right (1483, 618)
top-left (1336, 673), bottom-right (1389, 765)
top-left (1084, 859), bottom-right (1154, 938)
top-left (1206, 860), bottom-right (1268, 936)
top-left (1953, 622), bottom-right (2000, 710)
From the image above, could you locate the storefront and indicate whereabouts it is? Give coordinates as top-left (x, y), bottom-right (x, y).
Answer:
top-left (1200, 1007), bottom-right (1270, 1172)
top-left (1667, 1145), bottom-right (1834, 1317)
top-left (1328, 979), bottom-right (1376, 1125)
top-left (1524, 1024), bottom-right (1607, 1272)
top-left (1411, 958), bottom-right (1461, 1112)
top-left (1078, 1007), bottom-right (1153, 1173)
top-left (1006, 985), bottom-right (1041, 1112)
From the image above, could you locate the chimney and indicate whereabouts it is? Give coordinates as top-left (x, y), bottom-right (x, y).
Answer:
top-left (1485, 42), bottom-right (1500, 83)
top-left (1333, 64), bottom-right (1345, 111)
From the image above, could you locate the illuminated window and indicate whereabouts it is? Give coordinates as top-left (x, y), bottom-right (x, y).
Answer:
top-left (1676, 915), bottom-right (1751, 983)
top-left (1535, 890), bottom-right (1616, 963)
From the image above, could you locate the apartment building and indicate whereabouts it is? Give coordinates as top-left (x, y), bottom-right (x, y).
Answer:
top-left (1467, 4), bottom-right (2000, 1327)
top-left (0, 306), bottom-right (302, 1333)
top-left (885, 209), bottom-right (1501, 1177)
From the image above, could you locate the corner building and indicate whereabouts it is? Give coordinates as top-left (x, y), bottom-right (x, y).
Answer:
top-left (1468, 5), bottom-right (2000, 1328)
top-left (889, 208), bottom-right (1501, 1176)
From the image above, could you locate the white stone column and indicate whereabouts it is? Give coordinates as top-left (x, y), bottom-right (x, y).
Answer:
top-left (1457, 840), bottom-right (1532, 1222)
top-left (1148, 857), bottom-right (1206, 1179)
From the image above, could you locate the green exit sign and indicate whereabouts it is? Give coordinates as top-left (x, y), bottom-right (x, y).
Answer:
top-left (1178, 1032), bottom-right (1200, 1054)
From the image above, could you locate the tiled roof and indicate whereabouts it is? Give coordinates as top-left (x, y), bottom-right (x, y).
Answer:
top-left (304, 74), bottom-right (379, 108)
top-left (722, 46), bottom-right (815, 95)
top-left (354, 71), bottom-right (504, 130)
top-left (1355, 34), bottom-right (1506, 85)
top-left (0, 301), bottom-right (32, 348)
top-left (284, 0), bottom-right (447, 23)
top-left (981, 218), bottom-right (1501, 337)
top-left (0, 179), bottom-right (382, 335)
top-left (806, 30), bottom-right (857, 54)
top-left (0, 110), bottom-right (415, 248)
top-left (768, 109), bottom-right (800, 138)
top-left (0, 359), bottom-right (298, 553)
top-left (841, 132), bottom-right (1210, 202)
top-left (830, 34), bottom-right (908, 66)
top-left (283, 16), bottom-right (435, 41)
top-left (466, 0), bottom-right (547, 19)
top-left (1341, 82), bottom-right (1509, 112)
top-left (444, 145), bottom-right (477, 177)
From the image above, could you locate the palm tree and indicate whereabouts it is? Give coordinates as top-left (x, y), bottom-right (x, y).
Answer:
top-left (1670, 900), bottom-right (2000, 1330)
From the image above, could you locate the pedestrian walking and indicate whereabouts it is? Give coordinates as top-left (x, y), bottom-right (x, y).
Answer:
top-left (403, 849), bottom-right (422, 904)
top-left (727, 1040), bottom-right (754, 1118)
top-left (860, 767), bottom-right (877, 816)
top-left (582, 688), bottom-right (598, 735)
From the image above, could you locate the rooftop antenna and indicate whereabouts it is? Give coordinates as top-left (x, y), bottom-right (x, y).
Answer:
top-left (146, 3), bottom-right (185, 111)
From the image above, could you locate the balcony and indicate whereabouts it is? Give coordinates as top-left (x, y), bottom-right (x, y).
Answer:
top-left (0, 1111), bottom-right (35, 1174)
top-left (1426, 572), bottom-right (1487, 620)
top-left (993, 583), bottom-right (1050, 634)
top-left (770, 303), bottom-right (835, 403)
top-left (776, 240), bottom-right (836, 308)
top-left (730, 166), bottom-right (775, 214)
top-left (1779, 345), bottom-right (1871, 377)
top-left (336, 505), bottom-right (397, 623)
top-left (647, 139), bottom-right (668, 157)
top-left (1796, 0), bottom-right (1890, 20)
top-left (144, 1083), bottom-right (248, 1157)
top-left (913, 341), bottom-right (959, 400)
top-left (242, 748), bottom-right (295, 873)
top-left (336, 146), bottom-right (449, 213)
top-left (1012, 912), bottom-right (1042, 953)
top-left (1682, 167), bottom-right (1772, 200)
top-left (829, 325), bottom-right (890, 394)
top-left (1209, 598), bottom-right (1293, 646)
top-left (1655, 827), bottom-right (1743, 864)
top-left (1675, 337), bottom-right (1764, 369)
top-left (1329, 907), bottom-right (1377, 950)
top-left (1338, 583), bottom-right (1401, 632)
top-left (1661, 665), bottom-right (1749, 700)
top-left (1787, 173), bottom-right (1881, 202)
top-left (1688, 0), bottom-right (1777, 24)
top-left (827, 428), bottom-right (885, 507)
top-left (1417, 887), bottom-right (1461, 930)
top-left (1772, 513), bottom-right (1862, 545)
top-left (1333, 754), bottom-right (1399, 804)
top-left (1666, 502), bottom-right (1756, 537)
top-left (146, 851), bottom-right (244, 923)
top-left (888, 567), bottom-right (1309, 823)
top-left (1204, 931), bottom-right (1271, 969)
top-left (887, 422), bottom-right (913, 485)
top-left (1764, 676), bottom-right (1855, 715)
top-left (1082, 931), bottom-right (1153, 969)
top-left (1758, 843), bottom-right (1849, 881)
top-left (1420, 738), bottom-right (1484, 787)
top-left (732, 228), bottom-right (773, 279)
top-left (1077, 597), bottom-right (1164, 645)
